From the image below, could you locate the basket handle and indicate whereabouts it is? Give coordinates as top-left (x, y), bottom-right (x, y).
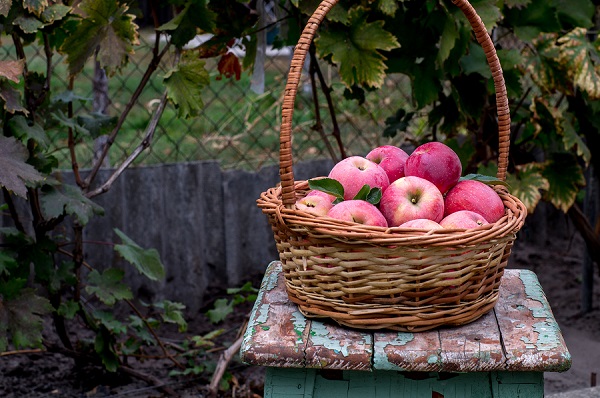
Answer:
top-left (279, 0), bottom-right (511, 207)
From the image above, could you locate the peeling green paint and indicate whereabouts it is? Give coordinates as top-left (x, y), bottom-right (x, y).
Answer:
top-left (373, 332), bottom-right (415, 371)
top-left (309, 322), bottom-right (372, 357)
top-left (519, 270), bottom-right (563, 351)
top-left (291, 310), bottom-right (307, 341)
top-left (427, 354), bottom-right (439, 364)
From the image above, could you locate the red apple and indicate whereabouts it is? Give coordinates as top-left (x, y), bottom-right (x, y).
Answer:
top-left (399, 218), bottom-right (443, 230)
top-left (328, 156), bottom-right (390, 200)
top-left (326, 200), bottom-right (388, 227)
top-left (306, 189), bottom-right (337, 203)
top-left (379, 176), bottom-right (445, 227)
top-left (295, 193), bottom-right (334, 216)
top-left (404, 142), bottom-right (462, 194)
top-left (366, 145), bottom-right (409, 183)
top-left (440, 210), bottom-right (488, 229)
top-left (444, 180), bottom-right (505, 223)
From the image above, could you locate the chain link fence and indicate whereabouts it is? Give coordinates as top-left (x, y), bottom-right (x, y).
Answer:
top-left (2, 31), bottom-right (412, 172)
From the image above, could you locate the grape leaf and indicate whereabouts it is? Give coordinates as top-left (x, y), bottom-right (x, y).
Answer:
top-left (94, 311), bottom-right (127, 334)
top-left (554, 0), bottom-right (595, 28)
top-left (155, 300), bottom-right (187, 332)
top-left (23, 0), bottom-right (48, 15)
top-left (57, 300), bottom-right (80, 319)
top-left (0, 0), bottom-right (11, 17)
top-left (40, 183), bottom-right (104, 226)
top-left (378, 0), bottom-right (398, 16)
top-left (561, 113), bottom-right (591, 166)
top-left (163, 56), bottom-right (210, 119)
top-left (157, 0), bottom-right (216, 48)
top-left (541, 153), bottom-right (585, 212)
top-left (0, 136), bottom-right (45, 198)
top-left (0, 60), bottom-right (24, 83)
top-left (13, 16), bottom-right (44, 33)
top-left (437, 17), bottom-right (459, 68)
top-left (85, 268), bottom-right (133, 306)
top-left (217, 52), bottom-right (241, 80)
top-left (315, 7), bottom-right (399, 88)
top-left (460, 42), bottom-right (492, 78)
top-left (7, 115), bottom-right (50, 148)
top-left (0, 81), bottom-right (28, 115)
top-left (470, 0), bottom-right (502, 30)
top-left (114, 228), bottom-right (165, 281)
top-left (0, 289), bottom-right (53, 351)
top-left (505, 164), bottom-right (549, 213)
top-left (503, 0), bottom-right (561, 41)
top-left (206, 298), bottom-right (233, 324)
top-left (41, 4), bottom-right (71, 24)
top-left (556, 28), bottom-right (600, 100)
top-left (504, 0), bottom-right (532, 8)
top-left (61, 0), bottom-right (139, 76)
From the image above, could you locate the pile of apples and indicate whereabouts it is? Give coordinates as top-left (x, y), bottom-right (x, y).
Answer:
top-left (295, 142), bottom-right (505, 230)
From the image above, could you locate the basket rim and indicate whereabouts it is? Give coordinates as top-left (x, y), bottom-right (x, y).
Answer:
top-left (258, 180), bottom-right (526, 247)
top-left (277, 0), bottom-right (512, 209)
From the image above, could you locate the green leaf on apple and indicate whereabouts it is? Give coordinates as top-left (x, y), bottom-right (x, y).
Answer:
top-left (367, 188), bottom-right (382, 206)
top-left (460, 173), bottom-right (510, 187)
top-left (308, 178), bottom-right (345, 201)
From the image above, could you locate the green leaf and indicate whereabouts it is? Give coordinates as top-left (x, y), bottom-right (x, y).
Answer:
top-left (94, 328), bottom-right (119, 372)
top-left (94, 311), bottom-right (127, 334)
top-left (554, 0), bottom-right (595, 28)
top-left (505, 164), bottom-right (549, 213)
top-left (7, 115), bottom-right (50, 148)
top-left (352, 184), bottom-right (371, 201)
top-left (114, 229), bottom-right (165, 281)
top-left (0, 251), bottom-right (17, 276)
top-left (0, 136), bottom-right (46, 198)
top-left (157, 0), bottom-right (216, 48)
top-left (206, 298), bottom-right (233, 324)
top-left (503, 0), bottom-right (561, 41)
top-left (48, 261), bottom-right (77, 293)
top-left (57, 300), bottom-right (80, 319)
top-left (366, 187), bottom-right (382, 206)
top-left (504, 0), bottom-right (532, 8)
top-left (155, 300), bottom-right (188, 332)
top-left (437, 16), bottom-right (459, 68)
top-left (556, 28), bottom-right (600, 99)
top-left (561, 114), bottom-right (591, 165)
top-left (308, 178), bottom-right (344, 201)
top-left (460, 173), bottom-right (510, 187)
top-left (40, 183), bottom-right (104, 226)
top-left (378, 0), bottom-right (398, 16)
top-left (61, 0), bottom-right (139, 76)
top-left (23, 0), bottom-right (48, 15)
top-left (164, 56), bottom-right (210, 119)
top-left (85, 268), bottom-right (133, 306)
top-left (50, 109), bottom-right (90, 137)
top-left (41, 4), bottom-right (71, 24)
top-left (541, 152), bottom-right (585, 212)
top-left (0, 80), bottom-right (29, 115)
top-left (315, 7), bottom-right (399, 88)
top-left (13, 16), bottom-right (44, 34)
top-left (460, 42), bottom-right (492, 78)
top-left (0, 289), bottom-right (53, 351)
top-left (470, 0), bottom-right (502, 30)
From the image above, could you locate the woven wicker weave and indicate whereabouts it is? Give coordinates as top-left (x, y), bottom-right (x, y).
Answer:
top-left (257, 0), bottom-right (527, 332)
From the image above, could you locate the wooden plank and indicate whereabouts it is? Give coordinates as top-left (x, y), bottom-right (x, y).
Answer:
top-left (241, 262), bottom-right (311, 368)
top-left (305, 321), bottom-right (372, 370)
top-left (438, 309), bottom-right (505, 372)
top-left (372, 330), bottom-right (442, 372)
top-left (495, 269), bottom-right (571, 372)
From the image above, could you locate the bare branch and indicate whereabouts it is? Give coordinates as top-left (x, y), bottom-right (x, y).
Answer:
top-left (85, 90), bottom-right (169, 199)
top-left (84, 33), bottom-right (171, 190)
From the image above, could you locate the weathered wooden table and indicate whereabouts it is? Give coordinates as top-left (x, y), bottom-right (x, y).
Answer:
top-left (240, 261), bottom-right (571, 398)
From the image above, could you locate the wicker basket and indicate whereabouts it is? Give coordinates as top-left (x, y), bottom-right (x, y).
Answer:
top-left (257, 0), bottom-right (527, 332)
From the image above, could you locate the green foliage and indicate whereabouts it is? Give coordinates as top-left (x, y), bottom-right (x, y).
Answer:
top-left (0, 0), bottom-right (264, 384)
top-left (206, 281), bottom-right (257, 324)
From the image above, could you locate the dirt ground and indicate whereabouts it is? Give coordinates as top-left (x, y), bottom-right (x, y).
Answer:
top-left (1, 206), bottom-right (599, 397)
